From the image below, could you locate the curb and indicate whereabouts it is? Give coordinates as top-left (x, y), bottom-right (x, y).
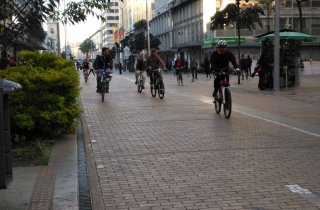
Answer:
top-left (79, 100), bottom-right (105, 210)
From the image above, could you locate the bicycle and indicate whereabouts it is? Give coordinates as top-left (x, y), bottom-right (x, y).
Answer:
top-left (150, 68), bottom-right (165, 99)
top-left (136, 70), bottom-right (145, 93)
top-left (175, 68), bottom-right (183, 86)
top-left (213, 68), bottom-right (232, 118)
top-left (99, 68), bottom-right (112, 102)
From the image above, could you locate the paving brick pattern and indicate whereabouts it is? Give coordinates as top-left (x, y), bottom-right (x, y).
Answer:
top-left (80, 72), bottom-right (320, 210)
top-left (28, 166), bottom-right (55, 210)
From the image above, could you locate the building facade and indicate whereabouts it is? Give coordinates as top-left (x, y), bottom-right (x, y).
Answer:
top-left (151, 0), bottom-right (320, 66)
top-left (101, 0), bottom-right (121, 49)
top-left (46, 21), bottom-right (60, 54)
top-left (122, 0), bottom-right (154, 34)
top-left (89, 30), bottom-right (103, 58)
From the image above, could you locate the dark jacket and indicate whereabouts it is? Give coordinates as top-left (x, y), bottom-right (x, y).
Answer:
top-left (93, 55), bottom-right (113, 70)
top-left (210, 50), bottom-right (238, 71)
top-left (136, 59), bottom-right (146, 71)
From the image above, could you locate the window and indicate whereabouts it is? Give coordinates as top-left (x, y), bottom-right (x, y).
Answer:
top-left (107, 23), bottom-right (117, 27)
top-left (50, 28), bottom-right (54, 34)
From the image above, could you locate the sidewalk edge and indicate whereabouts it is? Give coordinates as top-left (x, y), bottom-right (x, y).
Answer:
top-left (80, 104), bottom-right (105, 210)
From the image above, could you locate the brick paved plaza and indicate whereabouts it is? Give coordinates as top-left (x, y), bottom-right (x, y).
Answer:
top-left (79, 71), bottom-right (320, 210)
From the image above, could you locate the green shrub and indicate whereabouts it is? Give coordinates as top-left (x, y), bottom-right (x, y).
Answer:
top-left (0, 51), bottom-right (81, 142)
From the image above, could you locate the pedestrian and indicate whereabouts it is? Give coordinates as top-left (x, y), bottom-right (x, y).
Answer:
top-left (88, 59), bottom-right (95, 76)
top-left (204, 57), bottom-right (211, 78)
top-left (191, 57), bottom-right (198, 82)
top-left (8, 56), bottom-right (16, 67)
top-left (119, 61), bottom-right (123, 75)
top-left (251, 52), bottom-right (271, 90)
top-left (0, 50), bottom-right (9, 69)
top-left (246, 55), bottom-right (252, 75)
top-left (240, 54), bottom-right (248, 80)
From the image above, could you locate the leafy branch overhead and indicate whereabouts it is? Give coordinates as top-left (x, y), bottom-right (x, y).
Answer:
top-left (210, 3), bottom-right (265, 31)
top-left (1, 0), bottom-right (116, 49)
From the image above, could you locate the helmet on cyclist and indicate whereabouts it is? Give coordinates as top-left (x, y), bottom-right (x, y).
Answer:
top-left (216, 40), bottom-right (227, 48)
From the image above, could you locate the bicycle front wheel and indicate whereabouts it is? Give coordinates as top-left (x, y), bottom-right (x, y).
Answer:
top-left (223, 88), bottom-right (232, 118)
top-left (138, 79), bottom-right (143, 93)
top-left (151, 83), bottom-right (157, 97)
top-left (214, 98), bottom-right (221, 114)
top-left (158, 82), bottom-right (165, 99)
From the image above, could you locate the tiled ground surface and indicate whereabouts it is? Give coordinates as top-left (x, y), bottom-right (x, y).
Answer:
top-left (80, 71), bottom-right (320, 210)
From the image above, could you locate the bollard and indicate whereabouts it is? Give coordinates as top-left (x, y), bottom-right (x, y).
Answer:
top-left (0, 78), bottom-right (22, 189)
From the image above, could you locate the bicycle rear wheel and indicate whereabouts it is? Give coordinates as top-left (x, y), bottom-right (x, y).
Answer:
top-left (158, 82), bottom-right (165, 99)
top-left (223, 88), bottom-right (232, 118)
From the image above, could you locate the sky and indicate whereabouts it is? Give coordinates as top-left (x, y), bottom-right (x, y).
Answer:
top-left (59, 1), bottom-right (101, 48)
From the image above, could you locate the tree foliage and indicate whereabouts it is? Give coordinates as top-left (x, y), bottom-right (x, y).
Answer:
top-left (0, 51), bottom-right (81, 141)
top-left (210, 3), bottom-right (265, 31)
top-left (120, 19), bottom-right (161, 53)
top-left (79, 39), bottom-right (96, 57)
top-left (0, 0), bottom-right (112, 49)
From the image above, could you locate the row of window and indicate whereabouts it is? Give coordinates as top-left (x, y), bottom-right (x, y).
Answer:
top-left (172, 1), bottom-right (202, 24)
top-left (108, 9), bottom-right (119, 13)
top-left (107, 16), bottom-right (119, 20)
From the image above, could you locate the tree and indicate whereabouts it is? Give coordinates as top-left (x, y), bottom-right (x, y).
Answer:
top-left (296, 0), bottom-right (308, 32)
top-left (0, 0), bottom-right (112, 52)
top-left (79, 39), bottom-right (96, 58)
top-left (210, 3), bottom-right (265, 31)
top-left (121, 20), bottom-right (161, 53)
top-left (259, 0), bottom-right (273, 32)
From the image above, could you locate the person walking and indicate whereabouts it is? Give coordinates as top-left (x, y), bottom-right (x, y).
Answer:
top-left (251, 52), bottom-right (271, 90)
top-left (204, 57), bottom-right (211, 78)
top-left (246, 55), bottom-right (252, 75)
top-left (240, 54), bottom-right (248, 80)
top-left (191, 57), bottom-right (198, 82)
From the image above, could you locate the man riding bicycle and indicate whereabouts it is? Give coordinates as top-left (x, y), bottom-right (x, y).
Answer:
top-left (135, 51), bottom-right (146, 89)
top-left (93, 47), bottom-right (113, 93)
top-left (210, 40), bottom-right (239, 99)
top-left (174, 56), bottom-right (184, 82)
top-left (146, 48), bottom-right (166, 84)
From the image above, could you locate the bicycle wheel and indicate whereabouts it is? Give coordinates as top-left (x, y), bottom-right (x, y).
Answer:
top-left (223, 88), bottom-right (232, 118)
top-left (214, 97), bottom-right (222, 114)
top-left (158, 82), bottom-right (165, 99)
top-left (151, 83), bottom-right (157, 97)
top-left (101, 83), bottom-right (106, 102)
top-left (138, 79), bottom-right (143, 93)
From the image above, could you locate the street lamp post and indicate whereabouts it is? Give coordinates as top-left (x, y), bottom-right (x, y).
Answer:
top-left (146, 0), bottom-right (151, 56)
top-left (236, 1), bottom-right (241, 84)
top-left (274, 0), bottom-right (280, 91)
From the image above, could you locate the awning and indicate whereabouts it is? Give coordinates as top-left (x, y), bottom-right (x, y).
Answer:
top-left (255, 32), bottom-right (316, 42)
top-left (203, 37), bottom-right (246, 45)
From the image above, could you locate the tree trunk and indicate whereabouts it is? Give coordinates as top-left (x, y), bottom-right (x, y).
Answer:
top-left (297, 0), bottom-right (303, 32)
top-left (267, 5), bottom-right (270, 32)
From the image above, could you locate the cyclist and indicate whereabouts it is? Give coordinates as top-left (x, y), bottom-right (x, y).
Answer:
top-left (174, 56), bottom-right (184, 83)
top-left (210, 40), bottom-right (239, 99)
top-left (146, 48), bottom-right (167, 84)
top-left (93, 47), bottom-right (113, 93)
top-left (135, 51), bottom-right (146, 89)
